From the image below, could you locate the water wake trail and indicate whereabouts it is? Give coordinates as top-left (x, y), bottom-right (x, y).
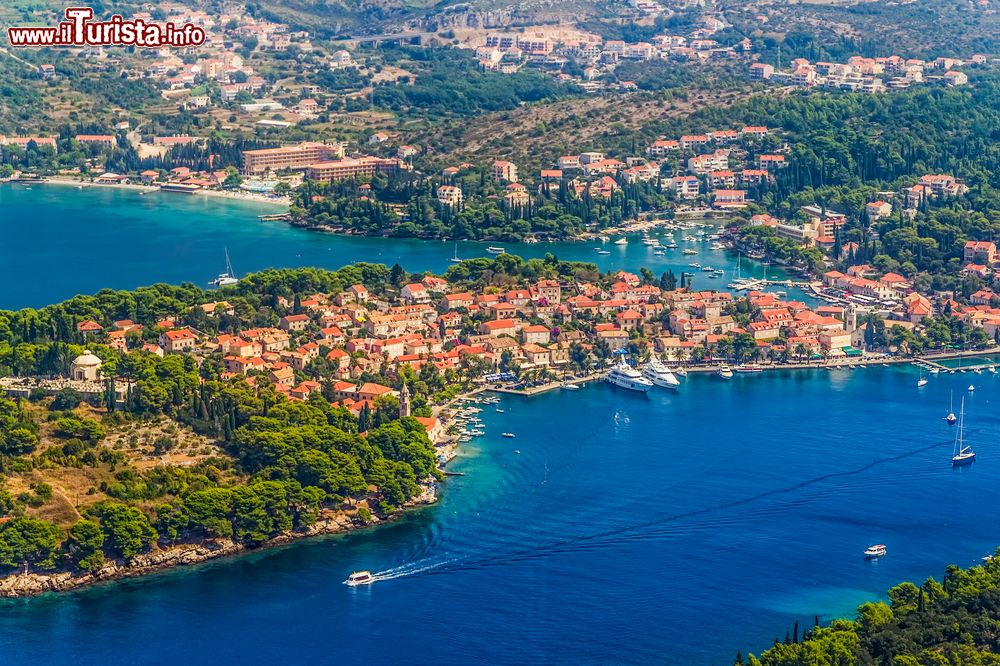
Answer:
top-left (370, 557), bottom-right (458, 582)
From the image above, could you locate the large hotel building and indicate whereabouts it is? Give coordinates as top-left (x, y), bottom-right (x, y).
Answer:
top-left (241, 141), bottom-right (346, 175)
top-left (304, 157), bottom-right (403, 183)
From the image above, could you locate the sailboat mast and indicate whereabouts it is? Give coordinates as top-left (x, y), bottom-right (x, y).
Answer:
top-left (955, 398), bottom-right (965, 455)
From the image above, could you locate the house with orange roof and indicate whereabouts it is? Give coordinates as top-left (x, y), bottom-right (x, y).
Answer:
top-left (521, 325), bottom-right (551, 345)
top-left (160, 329), bottom-right (198, 353)
top-left (269, 366), bottom-right (295, 386)
top-left (480, 319), bottom-right (519, 337)
top-left (400, 283), bottom-right (430, 305)
top-left (971, 289), bottom-right (996, 306)
top-left (964, 241), bottom-right (997, 266)
top-left (520, 343), bottom-right (550, 367)
top-left (279, 314), bottom-right (311, 332)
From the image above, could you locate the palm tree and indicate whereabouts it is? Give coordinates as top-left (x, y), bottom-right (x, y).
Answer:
top-left (794, 343), bottom-right (809, 362)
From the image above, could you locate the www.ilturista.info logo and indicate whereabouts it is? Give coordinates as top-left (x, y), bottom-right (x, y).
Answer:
top-left (7, 7), bottom-right (205, 48)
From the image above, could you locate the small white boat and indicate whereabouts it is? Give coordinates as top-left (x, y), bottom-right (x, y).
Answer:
top-left (718, 363), bottom-right (734, 379)
top-left (917, 377), bottom-right (928, 388)
top-left (345, 571), bottom-right (374, 586)
top-left (653, 249), bottom-right (665, 256)
top-left (596, 249), bottom-right (611, 255)
top-left (614, 237), bottom-right (628, 245)
top-left (502, 432), bottom-right (516, 438)
top-left (514, 449), bottom-right (521, 454)
top-left (968, 384), bottom-right (976, 392)
top-left (735, 364), bottom-right (763, 373)
top-left (486, 246), bottom-right (506, 254)
top-left (561, 382), bottom-right (580, 390)
top-left (864, 544), bottom-right (887, 559)
top-left (495, 409), bottom-right (505, 413)
top-left (450, 243), bottom-right (462, 263)
top-left (682, 249), bottom-right (698, 255)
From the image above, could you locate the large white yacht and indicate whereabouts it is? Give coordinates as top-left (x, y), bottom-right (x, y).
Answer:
top-left (642, 357), bottom-right (680, 389)
top-left (605, 358), bottom-right (653, 392)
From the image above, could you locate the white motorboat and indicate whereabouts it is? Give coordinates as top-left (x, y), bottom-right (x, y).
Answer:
top-left (605, 357), bottom-right (654, 392)
top-left (718, 363), bottom-right (734, 379)
top-left (345, 570), bottom-right (374, 586)
top-left (968, 384), bottom-right (976, 392)
top-left (682, 249), bottom-right (698, 255)
top-left (735, 364), bottom-right (763, 373)
top-left (864, 544), bottom-right (887, 559)
top-left (486, 246), bottom-right (506, 254)
top-left (560, 382), bottom-right (580, 390)
top-left (502, 432), bottom-right (516, 438)
top-left (642, 357), bottom-right (680, 389)
top-left (614, 237), bottom-right (628, 245)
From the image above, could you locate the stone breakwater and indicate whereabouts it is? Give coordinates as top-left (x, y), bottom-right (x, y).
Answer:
top-left (0, 495), bottom-right (436, 598)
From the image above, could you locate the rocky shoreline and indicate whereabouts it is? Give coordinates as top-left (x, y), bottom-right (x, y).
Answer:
top-left (0, 496), bottom-right (436, 599)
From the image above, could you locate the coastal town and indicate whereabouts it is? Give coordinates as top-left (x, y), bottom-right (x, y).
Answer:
top-left (6, 0), bottom-right (1000, 662)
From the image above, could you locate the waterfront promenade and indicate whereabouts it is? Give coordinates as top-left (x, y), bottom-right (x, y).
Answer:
top-left (487, 346), bottom-right (1000, 396)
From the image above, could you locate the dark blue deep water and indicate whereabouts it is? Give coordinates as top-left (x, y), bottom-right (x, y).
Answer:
top-left (0, 183), bottom-right (799, 309)
top-left (1, 368), bottom-right (998, 664)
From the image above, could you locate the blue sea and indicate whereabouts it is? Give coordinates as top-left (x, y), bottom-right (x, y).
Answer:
top-left (1, 186), bottom-right (996, 664)
top-left (0, 183), bottom-right (802, 309)
top-left (1, 369), bottom-right (998, 664)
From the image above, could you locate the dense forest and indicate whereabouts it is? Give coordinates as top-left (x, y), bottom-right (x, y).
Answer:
top-left (369, 46), bottom-right (581, 118)
top-left (741, 552), bottom-right (1000, 665)
top-left (292, 163), bottom-right (672, 240)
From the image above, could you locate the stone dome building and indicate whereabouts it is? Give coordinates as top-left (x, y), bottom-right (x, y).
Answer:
top-left (70, 350), bottom-right (103, 382)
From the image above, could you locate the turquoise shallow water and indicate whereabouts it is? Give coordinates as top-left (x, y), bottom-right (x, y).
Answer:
top-left (0, 183), bottom-right (801, 309)
top-left (1, 368), bottom-right (998, 664)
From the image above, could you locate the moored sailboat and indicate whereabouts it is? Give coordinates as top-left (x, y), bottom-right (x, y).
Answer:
top-left (209, 248), bottom-right (239, 286)
top-left (951, 398), bottom-right (976, 466)
top-left (945, 391), bottom-right (957, 425)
